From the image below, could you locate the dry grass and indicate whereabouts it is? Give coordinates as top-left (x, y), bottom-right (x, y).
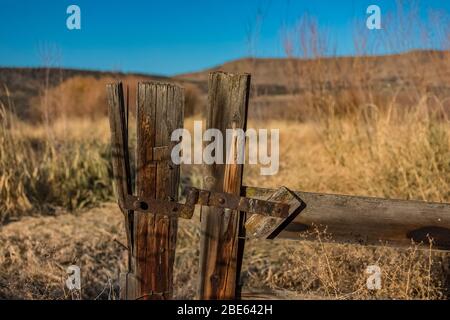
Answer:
top-left (0, 204), bottom-right (126, 299)
top-left (244, 106), bottom-right (450, 203)
top-left (0, 205), bottom-right (448, 300)
top-left (1, 109), bottom-right (450, 299)
top-left (0, 104), bottom-right (113, 224)
top-left (2, 73), bottom-right (450, 300)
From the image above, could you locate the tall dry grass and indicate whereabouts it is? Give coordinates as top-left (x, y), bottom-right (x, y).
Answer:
top-left (245, 101), bottom-right (450, 203)
top-left (0, 100), bottom-right (113, 224)
top-left (2, 85), bottom-right (450, 299)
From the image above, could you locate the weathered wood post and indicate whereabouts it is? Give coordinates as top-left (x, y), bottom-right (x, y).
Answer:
top-left (107, 82), bottom-right (184, 300)
top-left (198, 72), bottom-right (251, 299)
top-left (106, 83), bottom-right (135, 295)
top-left (134, 82), bottom-right (184, 300)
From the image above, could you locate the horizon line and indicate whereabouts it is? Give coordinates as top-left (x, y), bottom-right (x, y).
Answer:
top-left (0, 48), bottom-right (447, 78)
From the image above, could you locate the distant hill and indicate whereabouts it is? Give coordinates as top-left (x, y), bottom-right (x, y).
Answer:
top-left (176, 50), bottom-right (450, 93)
top-left (176, 50), bottom-right (450, 119)
top-left (1, 50), bottom-right (449, 121)
top-left (0, 68), bottom-right (171, 119)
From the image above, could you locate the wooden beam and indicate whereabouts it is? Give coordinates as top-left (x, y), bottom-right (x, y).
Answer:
top-left (198, 72), bottom-right (251, 299)
top-left (241, 289), bottom-right (326, 300)
top-left (244, 187), bottom-right (450, 250)
top-left (134, 82), bottom-right (184, 300)
top-left (106, 83), bottom-right (134, 281)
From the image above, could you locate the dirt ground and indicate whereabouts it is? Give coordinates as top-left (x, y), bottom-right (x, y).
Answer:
top-left (1, 203), bottom-right (449, 300)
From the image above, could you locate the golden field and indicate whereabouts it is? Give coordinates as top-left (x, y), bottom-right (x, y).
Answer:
top-left (1, 101), bottom-right (450, 299)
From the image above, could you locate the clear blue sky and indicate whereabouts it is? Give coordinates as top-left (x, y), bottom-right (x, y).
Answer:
top-left (0, 0), bottom-right (448, 76)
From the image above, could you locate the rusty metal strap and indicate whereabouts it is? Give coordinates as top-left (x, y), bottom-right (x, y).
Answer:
top-left (122, 187), bottom-right (290, 220)
top-left (184, 187), bottom-right (290, 218)
top-left (124, 194), bottom-right (195, 219)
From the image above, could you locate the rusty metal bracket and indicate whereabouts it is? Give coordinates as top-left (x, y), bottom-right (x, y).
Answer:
top-left (124, 194), bottom-right (195, 219)
top-left (245, 186), bottom-right (307, 239)
top-left (184, 187), bottom-right (290, 218)
top-left (122, 187), bottom-right (292, 221)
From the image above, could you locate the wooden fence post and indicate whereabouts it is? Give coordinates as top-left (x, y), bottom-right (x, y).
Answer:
top-left (198, 72), bottom-right (251, 299)
top-left (106, 83), bottom-right (135, 298)
top-left (134, 82), bottom-right (184, 300)
top-left (107, 82), bottom-right (184, 300)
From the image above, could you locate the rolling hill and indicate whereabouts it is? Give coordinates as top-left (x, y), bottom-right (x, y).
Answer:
top-left (1, 50), bottom-right (449, 121)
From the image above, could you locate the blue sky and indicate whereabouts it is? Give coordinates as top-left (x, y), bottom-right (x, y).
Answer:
top-left (0, 0), bottom-right (448, 75)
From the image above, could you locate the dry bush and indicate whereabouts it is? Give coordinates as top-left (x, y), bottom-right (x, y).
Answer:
top-left (0, 102), bottom-right (113, 223)
top-left (27, 74), bottom-right (204, 122)
top-left (28, 75), bottom-right (149, 122)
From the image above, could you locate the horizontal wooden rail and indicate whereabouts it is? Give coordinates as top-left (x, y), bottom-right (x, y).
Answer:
top-left (244, 187), bottom-right (450, 250)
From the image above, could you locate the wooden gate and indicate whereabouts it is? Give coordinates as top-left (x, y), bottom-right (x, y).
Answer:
top-left (107, 72), bottom-right (450, 300)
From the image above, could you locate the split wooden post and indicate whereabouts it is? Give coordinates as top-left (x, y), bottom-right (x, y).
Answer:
top-left (198, 72), bottom-right (251, 299)
top-left (134, 82), bottom-right (184, 300)
top-left (107, 82), bottom-right (184, 300)
top-left (106, 83), bottom-right (135, 294)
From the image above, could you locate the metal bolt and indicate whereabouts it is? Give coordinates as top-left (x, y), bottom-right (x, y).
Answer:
top-left (134, 200), bottom-right (149, 211)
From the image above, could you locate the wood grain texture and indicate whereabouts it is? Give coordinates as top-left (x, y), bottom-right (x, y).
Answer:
top-left (245, 187), bottom-right (450, 250)
top-left (241, 289), bottom-right (326, 300)
top-left (134, 82), bottom-right (184, 300)
top-left (198, 72), bottom-right (251, 299)
top-left (106, 83), bottom-right (134, 278)
top-left (245, 187), bottom-right (305, 239)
